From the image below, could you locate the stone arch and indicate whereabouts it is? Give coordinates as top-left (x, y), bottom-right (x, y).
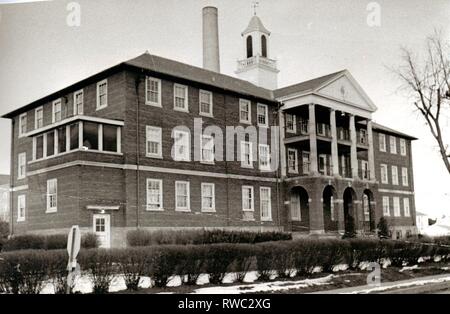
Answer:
top-left (362, 189), bottom-right (376, 232)
top-left (323, 185), bottom-right (338, 232)
top-left (343, 187), bottom-right (357, 234)
top-left (289, 186), bottom-right (309, 232)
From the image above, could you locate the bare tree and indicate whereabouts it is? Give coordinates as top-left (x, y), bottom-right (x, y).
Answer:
top-left (392, 32), bottom-right (450, 175)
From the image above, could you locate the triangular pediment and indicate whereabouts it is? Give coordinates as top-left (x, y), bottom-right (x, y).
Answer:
top-left (315, 71), bottom-right (377, 112)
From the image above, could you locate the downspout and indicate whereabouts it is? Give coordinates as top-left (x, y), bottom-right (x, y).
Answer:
top-left (9, 119), bottom-right (14, 236)
top-left (275, 102), bottom-right (283, 231)
top-left (134, 72), bottom-right (144, 229)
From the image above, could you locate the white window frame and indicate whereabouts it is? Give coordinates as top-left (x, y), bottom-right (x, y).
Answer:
top-left (199, 90), bottom-right (213, 117)
top-left (257, 103), bottom-right (268, 127)
top-left (259, 144), bottom-right (271, 171)
top-left (17, 195), bottom-right (26, 222)
top-left (35, 106), bottom-right (43, 129)
top-left (391, 165), bottom-right (399, 185)
top-left (393, 197), bottom-right (401, 217)
top-left (240, 141), bottom-right (253, 168)
top-left (201, 134), bottom-right (215, 164)
top-left (52, 99), bottom-right (62, 123)
top-left (402, 167), bottom-right (409, 186)
top-left (201, 183), bottom-right (215, 212)
top-left (380, 164), bottom-right (388, 184)
top-left (146, 126), bottom-right (162, 158)
top-left (173, 130), bottom-right (190, 161)
top-left (175, 181), bottom-right (190, 212)
top-left (403, 198), bottom-right (411, 217)
top-left (173, 83), bottom-right (188, 112)
top-left (145, 76), bottom-right (162, 107)
top-left (96, 79), bottom-right (108, 110)
top-left (390, 136), bottom-right (397, 154)
top-left (74, 89), bottom-right (84, 115)
top-left (288, 148), bottom-right (298, 174)
top-left (400, 138), bottom-right (407, 156)
top-left (18, 152), bottom-right (26, 180)
top-left (382, 196), bottom-right (390, 216)
top-left (146, 179), bottom-right (163, 211)
top-left (239, 99), bottom-right (251, 124)
top-left (19, 113), bottom-right (27, 137)
top-left (260, 187), bottom-right (272, 221)
top-left (286, 113), bottom-right (296, 133)
top-left (379, 134), bottom-right (386, 152)
top-left (242, 186), bottom-right (254, 212)
top-left (46, 178), bottom-right (57, 213)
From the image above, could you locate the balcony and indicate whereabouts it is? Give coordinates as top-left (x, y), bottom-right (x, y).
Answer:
top-left (237, 55), bottom-right (278, 71)
top-left (316, 123), bottom-right (331, 138)
top-left (337, 127), bottom-right (350, 142)
top-left (299, 120), bottom-right (309, 135)
top-left (358, 130), bottom-right (369, 147)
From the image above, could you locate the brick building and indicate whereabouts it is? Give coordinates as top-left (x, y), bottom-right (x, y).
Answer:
top-left (1, 9), bottom-right (417, 247)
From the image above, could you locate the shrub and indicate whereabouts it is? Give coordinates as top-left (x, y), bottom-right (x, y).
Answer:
top-left (269, 241), bottom-right (296, 278)
top-left (255, 243), bottom-right (278, 281)
top-left (291, 239), bottom-right (320, 275)
top-left (0, 220), bottom-right (8, 252)
top-left (78, 249), bottom-right (116, 294)
top-left (229, 244), bottom-right (257, 282)
top-left (176, 245), bottom-right (206, 285)
top-left (2, 235), bottom-right (46, 252)
top-left (45, 250), bottom-right (72, 294)
top-left (317, 239), bottom-right (350, 272)
top-left (1, 233), bottom-right (99, 252)
top-left (346, 239), bottom-right (381, 269)
top-left (203, 244), bottom-right (237, 284)
top-left (377, 218), bottom-right (390, 239)
top-left (45, 235), bottom-right (67, 250)
top-left (148, 246), bottom-right (181, 288)
top-left (81, 233), bottom-right (100, 249)
top-left (342, 217), bottom-right (356, 239)
top-left (113, 248), bottom-right (148, 291)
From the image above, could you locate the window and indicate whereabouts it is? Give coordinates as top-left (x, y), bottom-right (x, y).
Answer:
top-left (199, 90), bottom-right (213, 116)
top-left (393, 197), bottom-right (401, 217)
top-left (19, 113), bottom-right (27, 136)
top-left (58, 126), bottom-right (67, 154)
top-left (240, 141), bottom-right (253, 168)
top-left (302, 152), bottom-right (310, 174)
top-left (246, 35), bottom-right (253, 58)
top-left (242, 186), bottom-right (254, 211)
top-left (201, 183), bottom-right (215, 212)
top-left (47, 131), bottom-right (55, 156)
top-left (380, 164), bottom-right (388, 184)
top-left (46, 179), bottom-right (57, 213)
top-left (402, 167), bottom-right (409, 186)
top-left (363, 194), bottom-right (370, 221)
top-left (389, 136), bottom-right (397, 154)
top-left (379, 134), bottom-right (386, 152)
top-left (286, 113), bottom-right (296, 133)
top-left (175, 181), bottom-right (190, 211)
top-left (259, 144), bottom-right (270, 171)
top-left (96, 79), bottom-right (108, 110)
top-left (36, 135), bottom-right (44, 159)
top-left (103, 125), bottom-right (118, 152)
top-left (174, 84), bottom-right (188, 111)
top-left (146, 179), bottom-right (163, 211)
top-left (53, 99), bottom-right (62, 123)
top-left (83, 122), bottom-right (99, 150)
top-left (391, 166), bottom-right (399, 185)
top-left (74, 90), bottom-right (84, 115)
top-left (239, 99), bottom-right (251, 124)
top-left (359, 129), bottom-right (367, 145)
top-left (257, 104), bottom-right (268, 127)
top-left (17, 195), bottom-right (25, 222)
top-left (260, 187), bottom-right (272, 221)
top-left (400, 138), bottom-right (407, 156)
top-left (146, 77), bottom-right (161, 106)
top-left (201, 134), bottom-right (214, 163)
top-left (70, 123), bottom-right (79, 150)
top-left (290, 193), bottom-right (301, 221)
top-left (330, 196), bottom-right (335, 221)
top-left (18, 153), bottom-right (26, 179)
top-left (361, 160), bottom-right (369, 180)
top-left (146, 126), bottom-right (162, 158)
top-left (35, 107), bottom-right (43, 129)
top-left (382, 196), bottom-right (390, 216)
top-left (403, 198), bottom-right (411, 217)
top-left (288, 148), bottom-right (298, 173)
top-left (261, 35), bottom-right (267, 58)
top-left (173, 130), bottom-right (190, 161)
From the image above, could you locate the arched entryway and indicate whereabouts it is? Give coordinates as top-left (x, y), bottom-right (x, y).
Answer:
top-left (289, 186), bottom-right (309, 232)
top-left (362, 189), bottom-right (375, 232)
top-left (343, 187), bottom-right (357, 234)
top-left (323, 185), bottom-right (338, 232)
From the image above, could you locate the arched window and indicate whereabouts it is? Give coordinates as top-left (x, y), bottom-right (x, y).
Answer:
top-left (246, 36), bottom-right (253, 58)
top-left (261, 35), bottom-right (267, 57)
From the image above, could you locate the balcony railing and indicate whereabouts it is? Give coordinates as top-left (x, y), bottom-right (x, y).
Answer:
top-left (316, 123), bottom-right (331, 138)
top-left (337, 128), bottom-right (350, 141)
top-left (237, 55), bottom-right (278, 71)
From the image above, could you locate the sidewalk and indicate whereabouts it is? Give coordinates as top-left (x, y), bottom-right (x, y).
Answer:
top-left (310, 273), bottom-right (450, 294)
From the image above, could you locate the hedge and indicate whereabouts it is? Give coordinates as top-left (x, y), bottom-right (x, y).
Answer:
top-left (1, 238), bottom-right (449, 294)
top-left (1, 233), bottom-right (99, 252)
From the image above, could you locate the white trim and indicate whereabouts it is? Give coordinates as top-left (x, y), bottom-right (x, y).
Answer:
top-left (240, 141), bottom-right (253, 168)
top-left (258, 143), bottom-right (271, 171)
top-left (379, 133), bottom-right (386, 152)
top-left (73, 89), bottom-right (84, 115)
top-left (389, 135), bottom-right (397, 154)
top-left (378, 189), bottom-right (415, 195)
top-left (93, 214), bottom-right (111, 249)
top-left (287, 148), bottom-right (298, 174)
top-left (52, 99), bottom-right (62, 123)
top-left (257, 103), bottom-right (269, 127)
top-left (393, 196), bottom-right (401, 217)
top-left (145, 76), bottom-right (162, 107)
top-left (146, 178), bottom-right (163, 211)
top-left (401, 167), bottom-right (409, 187)
top-left (28, 148), bottom-right (123, 165)
top-left (380, 164), bottom-right (388, 184)
top-left (382, 196), bottom-right (390, 216)
top-left (239, 99), bottom-right (252, 124)
top-left (19, 113), bottom-right (27, 138)
top-left (17, 152), bottom-right (27, 180)
top-left (173, 83), bottom-right (189, 112)
top-left (242, 185), bottom-right (254, 212)
top-left (175, 181), bottom-right (190, 212)
top-left (403, 197), bottom-right (411, 217)
top-left (146, 126), bottom-right (163, 158)
top-left (35, 106), bottom-right (43, 129)
top-left (96, 79), bottom-right (108, 110)
top-left (200, 134), bottom-right (215, 164)
top-left (46, 178), bottom-right (58, 213)
top-left (285, 113), bottom-right (296, 134)
top-left (199, 89), bottom-right (213, 117)
top-left (400, 138), bottom-right (407, 156)
top-left (173, 129), bottom-right (190, 161)
top-left (17, 194), bottom-right (26, 222)
top-left (260, 186), bottom-right (272, 221)
top-left (201, 183), bottom-right (216, 212)
top-left (86, 205), bottom-right (120, 211)
top-left (11, 185), bottom-right (28, 192)
top-left (391, 165), bottom-right (399, 185)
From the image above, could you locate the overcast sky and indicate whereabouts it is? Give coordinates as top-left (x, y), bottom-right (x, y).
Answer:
top-left (0, 0), bottom-right (449, 218)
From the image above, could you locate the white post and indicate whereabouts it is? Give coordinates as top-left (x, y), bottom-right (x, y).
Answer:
top-left (308, 104), bottom-right (318, 175)
top-left (330, 109), bottom-right (340, 177)
top-left (349, 114), bottom-right (358, 178)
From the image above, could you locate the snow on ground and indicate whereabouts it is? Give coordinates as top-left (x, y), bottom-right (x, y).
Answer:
top-left (399, 265), bottom-right (419, 272)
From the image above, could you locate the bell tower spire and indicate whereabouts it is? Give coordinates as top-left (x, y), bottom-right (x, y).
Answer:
top-left (235, 7), bottom-right (279, 90)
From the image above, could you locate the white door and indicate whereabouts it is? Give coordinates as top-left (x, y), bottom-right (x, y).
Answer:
top-left (93, 214), bottom-right (110, 248)
top-left (290, 193), bottom-right (301, 221)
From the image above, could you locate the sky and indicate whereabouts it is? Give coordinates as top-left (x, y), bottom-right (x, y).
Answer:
top-left (0, 0), bottom-right (449, 218)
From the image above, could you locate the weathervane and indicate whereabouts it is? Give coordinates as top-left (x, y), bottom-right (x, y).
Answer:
top-left (252, 1), bottom-right (259, 16)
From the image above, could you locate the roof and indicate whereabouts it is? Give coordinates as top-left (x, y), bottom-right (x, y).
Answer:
top-left (242, 15), bottom-right (271, 35)
top-left (372, 122), bottom-right (418, 140)
top-left (273, 70), bottom-right (347, 98)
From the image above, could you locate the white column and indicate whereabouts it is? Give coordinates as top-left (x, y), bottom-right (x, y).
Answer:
top-left (367, 120), bottom-right (375, 181)
top-left (308, 104), bottom-right (318, 175)
top-left (330, 109), bottom-right (340, 177)
top-left (279, 110), bottom-right (287, 177)
top-left (349, 114), bottom-right (358, 178)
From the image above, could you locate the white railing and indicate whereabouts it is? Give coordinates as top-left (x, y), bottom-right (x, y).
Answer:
top-left (237, 55), bottom-right (278, 71)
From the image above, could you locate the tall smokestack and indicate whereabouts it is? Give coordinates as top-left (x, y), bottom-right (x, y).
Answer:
top-left (202, 6), bottom-right (220, 72)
